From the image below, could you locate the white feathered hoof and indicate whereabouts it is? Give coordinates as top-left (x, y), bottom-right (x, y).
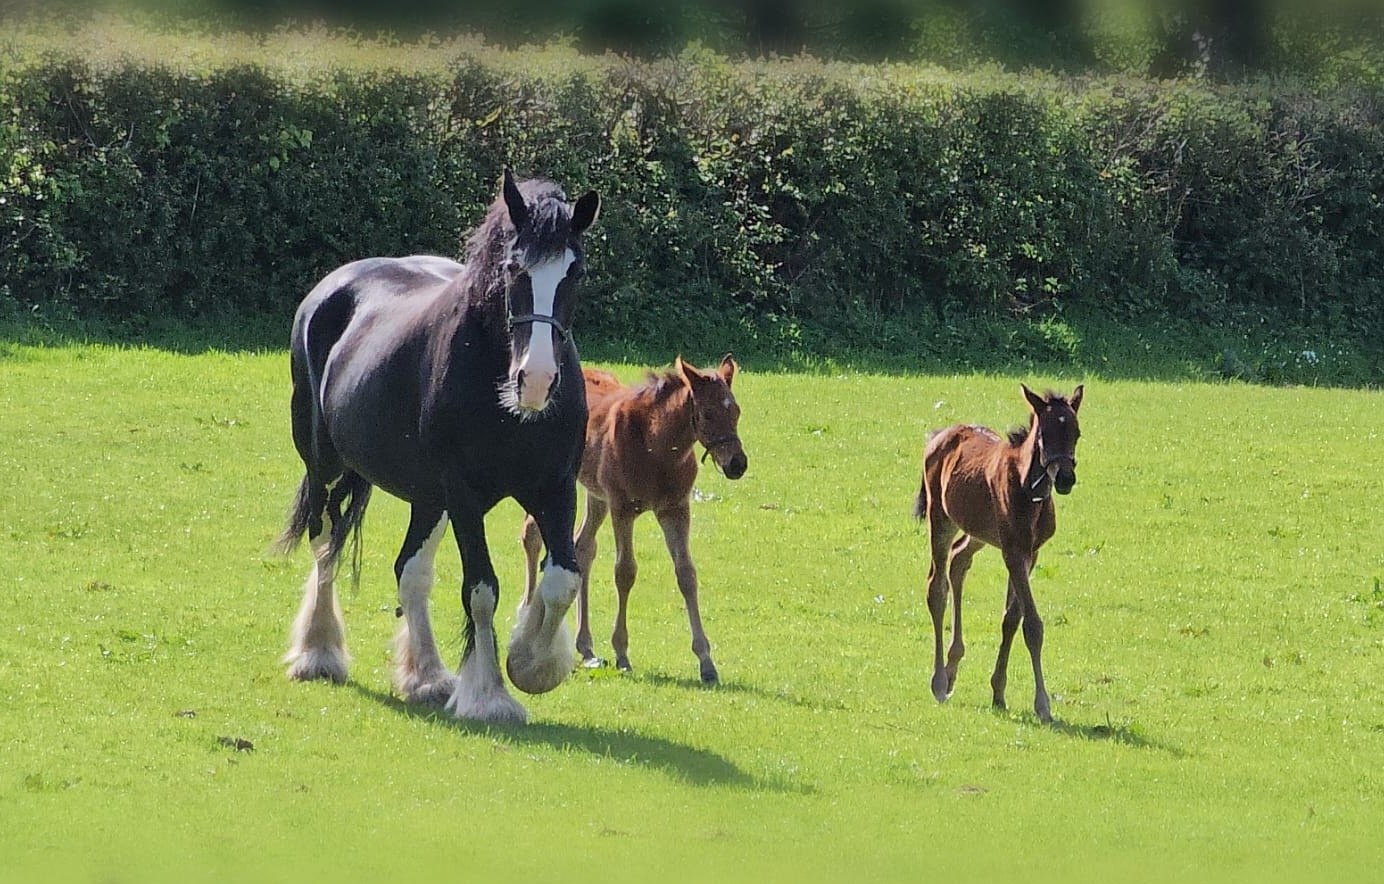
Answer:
top-left (284, 646), bottom-right (349, 684)
top-left (506, 611), bottom-right (575, 694)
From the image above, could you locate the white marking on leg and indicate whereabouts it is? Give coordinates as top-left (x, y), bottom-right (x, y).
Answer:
top-left (446, 583), bottom-right (527, 724)
top-left (506, 563), bottom-right (578, 695)
top-left (284, 532), bottom-right (349, 682)
top-left (393, 514), bottom-right (452, 704)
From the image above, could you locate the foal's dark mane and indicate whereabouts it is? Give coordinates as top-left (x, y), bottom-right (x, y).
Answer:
top-left (1006, 389), bottom-right (1068, 446)
top-left (633, 369), bottom-right (687, 406)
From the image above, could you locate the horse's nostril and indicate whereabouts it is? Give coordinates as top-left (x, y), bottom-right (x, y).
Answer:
top-left (725, 455), bottom-right (747, 480)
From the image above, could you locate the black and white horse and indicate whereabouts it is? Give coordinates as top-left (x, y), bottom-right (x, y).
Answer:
top-left (276, 170), bottom-right (600, 724)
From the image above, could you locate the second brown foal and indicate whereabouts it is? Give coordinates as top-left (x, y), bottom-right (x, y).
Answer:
top-left (522, 355), bottom-right (747, 684)
top-left (915, 384), bottom-right (1084, 723)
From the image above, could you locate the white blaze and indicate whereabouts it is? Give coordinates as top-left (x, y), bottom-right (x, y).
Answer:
top-left (517, 248), bottom-right (575, 410)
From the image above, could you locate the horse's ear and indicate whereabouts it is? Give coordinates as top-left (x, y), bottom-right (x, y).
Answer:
top-left (676, 355), bottom-right (699, 388)
top-left (571, 190), bottom-right (600, 236)
top-left (719, 352), bottom-right (737, 387)
top-left (1069, 384), bottom-right (1084, 413)
top-left (1021, 383), bottom-right (1046, 413)
top-left (502, 168), bottom-right (528, 230)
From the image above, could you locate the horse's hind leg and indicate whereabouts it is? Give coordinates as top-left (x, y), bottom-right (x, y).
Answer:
top-left (656, 502), bottom-right (717, 685)
top-left (944, 535), bottom-right (983, 694)
top-left (392, 506), bottom-right (452, 706)
top-left (284, 479), bottom-right (350, 683)
top-left (924, 515), bottom-right (960, 703)
top-left (520, 514), bottom-right (543, 606)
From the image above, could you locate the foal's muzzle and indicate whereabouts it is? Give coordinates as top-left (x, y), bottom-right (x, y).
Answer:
top-left (1053, 465), bottom-right (1077, 495)
top-left (702, 439), bottom-right (747, 480)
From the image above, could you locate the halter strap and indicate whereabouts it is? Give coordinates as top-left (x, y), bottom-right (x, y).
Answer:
top-left (507, 313), bottom-right (571, 341)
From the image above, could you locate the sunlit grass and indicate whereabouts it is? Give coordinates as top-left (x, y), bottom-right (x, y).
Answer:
top-left (2, 343), bottom-right (1382, 883)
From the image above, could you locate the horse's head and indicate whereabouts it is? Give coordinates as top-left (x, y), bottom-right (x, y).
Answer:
top-left (1022, 383), bottom-right (1084, 496)
top-left (497, 169), bottom-right (600, 417)
top-left (679, 353), bottom-right (748, 480)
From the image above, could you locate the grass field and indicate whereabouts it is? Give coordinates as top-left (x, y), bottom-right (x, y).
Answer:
top-left (2, 341), bottom-right (1382, 883)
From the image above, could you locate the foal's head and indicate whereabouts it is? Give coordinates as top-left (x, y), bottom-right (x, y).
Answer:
top-left (678, 354), bottom-right (748, 480)
top-left (1022, 383), bottom-right (1084, 496)
top-left (484, 169), bottom-right (600, 417)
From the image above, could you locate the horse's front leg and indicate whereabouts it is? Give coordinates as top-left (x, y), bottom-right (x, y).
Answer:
top-left (608, 507), bottom-right (639, 672)
top-left (655, 502), bottom-right (717, 684)
top-left (573, 494), bottom-right (610, 668)
top-left (445, 505), bottom-right (527, 724)
top-left (392, 506), bottom-right (453, 706)
top-left (507, 480), bottom-right (581, 696)
top-left (994, 547), bottom-right (1051, 723)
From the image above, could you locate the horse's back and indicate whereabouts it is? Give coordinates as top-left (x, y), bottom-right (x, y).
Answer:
top-left (919, 423), bottom-right (1003, 531)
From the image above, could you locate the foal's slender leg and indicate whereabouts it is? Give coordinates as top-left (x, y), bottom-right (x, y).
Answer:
top-left (925, 515), bottom-right (960, 703)
top-left (944, 535), bottom-right (983, 694)
top-left (285, 516), bottom-right (349, 683)
top-left (990, 582), bottom-right (1021, 711)
top-left (392, 506), bottom-right (452, 705)
top-left (1011, 553), bottom-right (1052, 724)
top-left (608, 508), bottom-right (639, 672)
top-left (519, 514), bottom-right (542, 607)
top-left (655, 502), bottom-right (718, 685)
top-left (445, 505), bottom-right (527, 724)
top-left (573, 494), bottom-right (609, 667)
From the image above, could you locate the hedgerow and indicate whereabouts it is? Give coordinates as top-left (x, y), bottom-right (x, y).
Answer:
top-left (2, 24), bottom-right (1381, 360)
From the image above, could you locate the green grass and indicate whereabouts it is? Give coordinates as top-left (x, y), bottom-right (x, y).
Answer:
top-left (2, 341), bottom-right (1382, 883)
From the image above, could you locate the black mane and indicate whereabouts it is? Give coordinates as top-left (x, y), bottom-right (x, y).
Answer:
top-left (1008, 389), bottom-right (1068, 446)
top-left (456, 177), bottom-right (578, 323)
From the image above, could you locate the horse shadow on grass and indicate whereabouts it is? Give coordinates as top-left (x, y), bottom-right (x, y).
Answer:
top-left (349, 681), bottom-right (813, 794)
top-left (1001, 708), bottom-right (1188, 757)
top-left (611, 668), bottom-right (852, 714)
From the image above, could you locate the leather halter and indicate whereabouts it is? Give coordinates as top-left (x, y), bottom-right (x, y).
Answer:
top-left (507, 313), bottom-right (571, 342)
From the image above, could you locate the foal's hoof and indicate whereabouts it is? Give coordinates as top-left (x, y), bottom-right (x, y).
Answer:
top-left (700, 662), bottom-right (720, 685)
top-left (581, 656), bottom-right (607, 670)
top-left (930, 672), bottom-right (952, 704)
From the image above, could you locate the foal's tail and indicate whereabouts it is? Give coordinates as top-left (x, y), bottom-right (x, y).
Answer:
top-left (274, 472), bottom-right (373, 583)
top-left (913, 429), bottom-right (941, 522)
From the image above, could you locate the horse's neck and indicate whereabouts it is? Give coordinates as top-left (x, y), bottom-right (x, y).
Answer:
top-left (642, 385), bottom-right (696, 457)
top-left (1015, 418), bottom-right (1047, 499)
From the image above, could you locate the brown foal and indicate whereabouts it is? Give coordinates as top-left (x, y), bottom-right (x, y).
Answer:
top-left (914, 384), bottom-right (1084, 723)
top-left (522, 355), bottom-right (747, 684)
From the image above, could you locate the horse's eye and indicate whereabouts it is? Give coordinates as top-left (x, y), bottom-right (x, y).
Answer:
top-left (503, 259), bottom-right (522, 278)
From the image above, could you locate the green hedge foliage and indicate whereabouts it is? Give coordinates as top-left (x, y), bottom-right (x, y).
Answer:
top-left (3, 29), bottom-right (1382, 351)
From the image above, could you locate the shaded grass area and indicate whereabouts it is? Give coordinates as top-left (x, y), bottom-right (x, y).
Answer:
top-left (2, 343), bottom-right (1382, 882)
top-left (3, 304), bottom-right (1380, 387)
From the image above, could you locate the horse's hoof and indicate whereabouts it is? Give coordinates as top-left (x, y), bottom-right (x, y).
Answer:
top-left (406, 679), bottom-right (456, 708)
top-left (615, 656), bottom-right (633, 672)
top-left (581, 656), bottom-right (607, 669)
top-left (700, 664), bottom-right (719, 685)
top-left (930, 673), bottom-right (951, 704)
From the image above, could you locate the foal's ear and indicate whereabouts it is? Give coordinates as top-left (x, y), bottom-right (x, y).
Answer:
top-left (571, 190), bottom-right (600, 236)
top-left (502, 168), bottom-right (528, 230)
top-left (719, 352), bottom-right (738, 387)
top-left (1069, 384), bottom-right (1084, 413)
top-left (675, 354), bottom-right (698, 388)
top-left (1021, 383), bottom-right (1046, 413)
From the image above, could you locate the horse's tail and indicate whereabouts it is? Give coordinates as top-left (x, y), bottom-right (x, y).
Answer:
top-left (274, 472), bottom-right (373, 587)
top-left (275, 476), bottom-right (316, 555)
top-left (913, 429), bottom-right (942, 522)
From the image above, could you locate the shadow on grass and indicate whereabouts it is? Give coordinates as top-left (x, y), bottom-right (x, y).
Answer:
top-left (348, 681), bottom-right (814, 793)
top-left (1008, 709), bottom-right (1188, 757)
top-left (627, 668), bottom-right (852, 713)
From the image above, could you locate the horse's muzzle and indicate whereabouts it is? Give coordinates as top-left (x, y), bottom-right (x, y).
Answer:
top-left (515, 368), bottom-right (556, 412)
top-left (1054, 470), bottom-right (1077, 495)
top-left (720, 451), bottom-right (748, 480)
